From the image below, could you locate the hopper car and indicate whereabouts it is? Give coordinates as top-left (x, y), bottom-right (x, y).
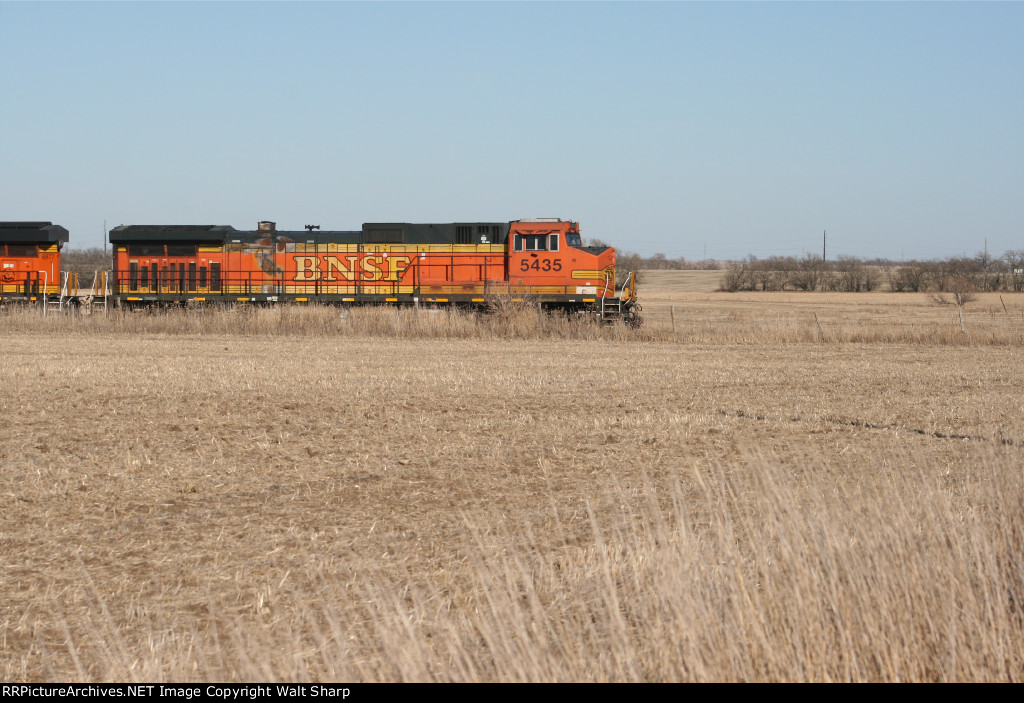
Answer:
top-left (107, 219), bottom-right (640, 322)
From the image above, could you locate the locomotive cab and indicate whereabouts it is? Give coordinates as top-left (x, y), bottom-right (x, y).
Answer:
top-left (509, 222), bottom-right (565, 286)
top-left (508, 219), bottom-right (616, 300)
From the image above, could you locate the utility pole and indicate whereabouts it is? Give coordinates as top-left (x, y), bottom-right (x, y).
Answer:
top-left (103, 220), bottom-right (107, 257)
top-left (823, 230), bottom-right (826, 262)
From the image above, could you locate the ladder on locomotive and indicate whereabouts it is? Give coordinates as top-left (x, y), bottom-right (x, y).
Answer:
top-left (599, 271), bottom-right (640, 325)
top-left (56, 271), bottom-right (79, 310)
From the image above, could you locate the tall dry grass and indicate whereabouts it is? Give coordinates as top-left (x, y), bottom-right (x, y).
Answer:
top-left (3, 293), bottom-right (1022, 682)
top-left (0, 303), bottom-right (656, 341)
top-left (3, 300), bottom-right (1024, 344)
top-left (43, 447), bottom-right (1024, 682)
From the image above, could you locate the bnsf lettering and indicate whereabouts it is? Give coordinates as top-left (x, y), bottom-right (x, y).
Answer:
top-left (325, 255), bottom-right (359, 281)
top-left (387, 256), bottom-right (411, 282)
top-left (362, 255), bottom-right (383, 281)
top-left (294, 256), bottom-right (321, 281)
top-left (292, 255), bottom-right (413, 282)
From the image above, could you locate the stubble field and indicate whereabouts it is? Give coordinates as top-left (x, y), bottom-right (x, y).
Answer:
top-left (1, 276), bottom-right (1022, 681)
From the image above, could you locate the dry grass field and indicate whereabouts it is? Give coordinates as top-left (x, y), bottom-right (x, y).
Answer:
top-left (1, 275), bottom-right (1022, 681)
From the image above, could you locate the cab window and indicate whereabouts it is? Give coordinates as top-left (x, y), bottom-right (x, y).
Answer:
top-left (514, 234), bottom-right (549, 252)
top-left (566, 233), bottom-right (582, 248)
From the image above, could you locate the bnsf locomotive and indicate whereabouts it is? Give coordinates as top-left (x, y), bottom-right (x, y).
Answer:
top-left (0, 222), bottom-right (69, 302)
top-left (0, 219), bottom-right (640, 322)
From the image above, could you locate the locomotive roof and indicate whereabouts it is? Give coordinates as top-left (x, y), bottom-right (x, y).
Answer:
top-left (0, 222), bottom-right (70, 243)
top-left (363, 222), bottom-right (510, 245)
top-left (108, 222), bottom-right (511, 245)
top-left (109, 225), bottom-right (238, 243)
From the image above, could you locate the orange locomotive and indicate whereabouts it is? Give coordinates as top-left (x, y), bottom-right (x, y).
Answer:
top-left (0, 222), bottom-right (69, 303)
top-left (108, 219), bottom-right (640, 321)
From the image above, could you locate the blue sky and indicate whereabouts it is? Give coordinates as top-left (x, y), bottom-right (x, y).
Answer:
top-left (2, 1), bottom-right (1022, 260)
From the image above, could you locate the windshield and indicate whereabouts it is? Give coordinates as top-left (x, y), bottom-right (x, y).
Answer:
top-left (566, 233), bottom-right (583, 247)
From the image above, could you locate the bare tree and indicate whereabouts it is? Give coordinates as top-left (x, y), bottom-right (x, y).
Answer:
top-left (1005, 250), bottom-right (1024, 292)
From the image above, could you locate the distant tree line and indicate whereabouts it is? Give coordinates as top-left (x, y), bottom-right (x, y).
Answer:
top-left (596, 242), bottom-right (1024, 295)
top-left (616, 251), bottom-right (722, 272)
top-left (602, 243), bottom-right (1024, 295)
top-left (717, 250), bottom-right (1024, 294)
top-left (587, 241), bottom-right (720, 273)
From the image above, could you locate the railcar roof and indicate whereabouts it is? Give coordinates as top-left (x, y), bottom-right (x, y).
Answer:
top-left (109, 225), bottom-right (238, 243)
top-left (0, 222), bottom-right (70, 243)
top-left (363, 222), bottom-right (510, 245)
top-left (108, 222), bottom-right (512, 245)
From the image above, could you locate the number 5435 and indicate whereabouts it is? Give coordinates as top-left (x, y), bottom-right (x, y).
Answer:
top-left (520, 259), bottom-right (562, 272)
